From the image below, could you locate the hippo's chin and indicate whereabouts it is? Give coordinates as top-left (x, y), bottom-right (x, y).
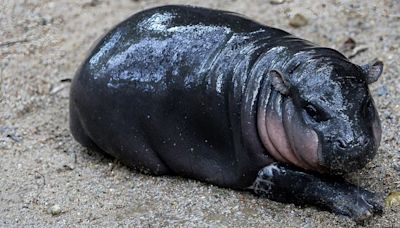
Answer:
top-left (319, 146), bottom-right (377, 175)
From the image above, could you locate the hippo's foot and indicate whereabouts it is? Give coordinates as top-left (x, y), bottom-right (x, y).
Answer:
top-left (250, 163), bottom-right (383, 222)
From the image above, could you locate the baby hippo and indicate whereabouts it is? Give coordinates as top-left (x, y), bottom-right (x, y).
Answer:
top-left (70, 5), bottom-right (384, 221)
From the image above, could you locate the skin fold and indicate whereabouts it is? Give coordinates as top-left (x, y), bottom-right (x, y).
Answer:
top-left (69, 5), bottom-right (384, 221)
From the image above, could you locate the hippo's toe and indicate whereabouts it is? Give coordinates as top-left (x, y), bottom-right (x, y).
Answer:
top-left (332, 189), bottom-right (383, 222)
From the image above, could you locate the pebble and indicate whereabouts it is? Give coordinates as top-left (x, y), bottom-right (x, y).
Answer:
top-left (386, 192), bottom-right (400, 207)
top-left (289, 14), bottom-right (308, 28)
top-left (270, 0), bottom-right (285, 4)
top-left (377, 85), bottom-right (389, 97)
top-left (340, 37), bottom-right (356, 52)
top-left (48, 204), bottom-right (62, 216)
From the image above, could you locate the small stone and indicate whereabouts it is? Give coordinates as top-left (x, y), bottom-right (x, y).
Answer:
top-left (385, 192), bottom-right (400, 207)
top-left (340, 37), bottom-right (356, 52)
top-left (83, 0), bottom-right (101, 7)
top-left (289, 14), bottom-right (308, 28)
top-left (48, 204), bottom-right (62, 216)
top-left (63, 164), bottom-right (75, 170)
top-left (56, 164), bottom-right (75, 172)
top-left (377, 85), bottom-right (389, 97)
top-left (40, 15), bottom-right (53, 26)
top-left (270, 0), bottom-right (285, 4)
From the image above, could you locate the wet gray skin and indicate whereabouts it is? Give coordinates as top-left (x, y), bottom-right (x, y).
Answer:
top-left (70, 5), bottom-right (384, 222)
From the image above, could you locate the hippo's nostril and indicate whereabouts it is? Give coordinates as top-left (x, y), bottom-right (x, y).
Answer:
top-left (336, 139), bottom-right (347, 150)
top-left (360, 137), bottom-right (370, 146)
top-left (335, 137), bottom-right (370, 150)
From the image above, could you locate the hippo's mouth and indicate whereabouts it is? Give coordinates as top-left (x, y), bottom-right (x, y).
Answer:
top-left (257, 93), bottom-right (323, 172)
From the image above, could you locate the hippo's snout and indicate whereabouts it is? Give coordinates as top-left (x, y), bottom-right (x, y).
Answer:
top-left (322, 136), bottom-right (377, 174)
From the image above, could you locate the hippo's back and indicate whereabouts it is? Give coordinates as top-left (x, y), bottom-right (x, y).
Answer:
top-left (78, 5), bottom-right (288, 92)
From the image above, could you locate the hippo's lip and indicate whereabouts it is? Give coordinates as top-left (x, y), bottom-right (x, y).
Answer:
top-left (256, 92), bottom-right (330, 172)
top-left (293, 128), bottom-right (323, 171)
top-left (257, 107), bottom-right (324, 172)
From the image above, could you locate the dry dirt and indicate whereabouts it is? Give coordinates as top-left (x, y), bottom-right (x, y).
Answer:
top-left (1, 0), bottom-right (399, 227)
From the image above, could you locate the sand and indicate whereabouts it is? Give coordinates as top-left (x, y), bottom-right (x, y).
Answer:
top-left (1, 0), bottom-right (399, 227)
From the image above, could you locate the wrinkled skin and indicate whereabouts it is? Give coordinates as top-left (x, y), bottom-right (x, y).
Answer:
top-left (70, 5), bottom-right (384, 221)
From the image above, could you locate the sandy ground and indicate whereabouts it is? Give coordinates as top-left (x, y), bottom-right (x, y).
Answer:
top-left (1, 0), bottom-right (399, 227)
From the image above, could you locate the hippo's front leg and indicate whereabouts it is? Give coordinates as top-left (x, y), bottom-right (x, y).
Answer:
top-left (251, 163), bottom-right (383, 222)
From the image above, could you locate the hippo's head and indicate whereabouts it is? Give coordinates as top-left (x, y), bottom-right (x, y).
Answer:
top-left (257, 50), bottom-right (383, 174)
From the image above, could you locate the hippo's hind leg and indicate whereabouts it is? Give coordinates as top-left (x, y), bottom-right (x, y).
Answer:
top-left (69, 105), bottom-right (105, 154)
top-left (115, 138), bottom-right (172, 176)
top-left (250, 163), bottom-right (383, 222)
top-left (70, 106), bottom-right (170, 175)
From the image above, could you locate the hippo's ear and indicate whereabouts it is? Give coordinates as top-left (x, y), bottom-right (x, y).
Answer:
top-left (361, 59), bottom-right (383, 84)
top-left (270, 70), bottom-right (289, 95)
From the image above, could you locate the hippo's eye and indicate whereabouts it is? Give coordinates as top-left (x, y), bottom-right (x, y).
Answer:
top-left (304, 104), bottom-right (329, 122)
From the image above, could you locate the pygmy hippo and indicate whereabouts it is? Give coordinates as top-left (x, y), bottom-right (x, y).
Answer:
top-left (70, 5), bottom-right (384, 221)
